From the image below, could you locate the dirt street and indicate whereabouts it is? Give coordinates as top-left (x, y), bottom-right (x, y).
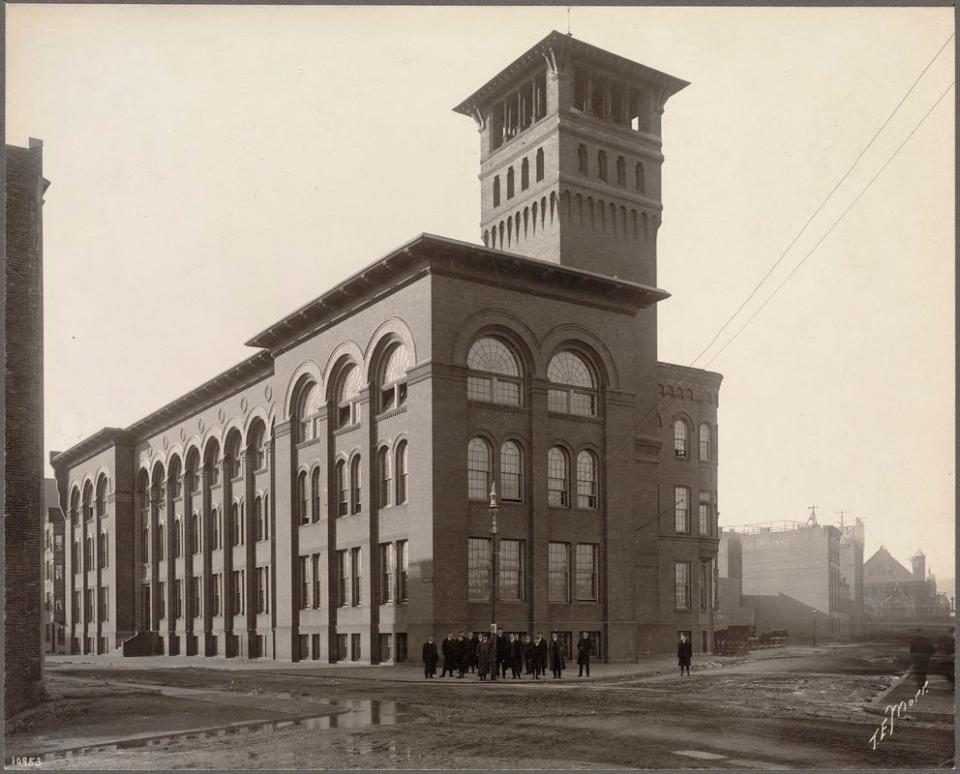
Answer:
top-left (7, 642), bottom-right (954, 770)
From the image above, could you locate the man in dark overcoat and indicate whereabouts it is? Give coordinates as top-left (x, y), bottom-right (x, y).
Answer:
top-left (532, 631), bottom-right (548, 679)
top-left (441, 632), bottom-right (455, 677)
top-left (422, 635), bottom-right (439, 679)
top-left (465, 632), bottom-right (477, 673)
top-left (510, 633), bottom-right (524, 679)
top-left (678, 632), bottom-right (693, 676)
top-left (496, 628), bottom-right (510, 678)
top-left (549, 632), bottom-right (566, 678)
top-left (576, 632), bottom-right (593, 677)
top-left (456, 631), bottom-right (469, 678)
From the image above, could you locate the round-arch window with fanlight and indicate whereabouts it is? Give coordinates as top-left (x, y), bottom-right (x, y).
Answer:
top-left (296, 382), bottom-right (322, 442)
top-left (466, 336), bottom-right (522, 406)
top-left (379, 344), bottom-right (411, 413)
top-left (337, 365), bottom-right (364, 428)
top-left (547, 351), bottom-right (597, 416)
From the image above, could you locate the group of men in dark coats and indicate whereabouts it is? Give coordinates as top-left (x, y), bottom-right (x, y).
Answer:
top-left (422, 630), bottom-right (595, 680)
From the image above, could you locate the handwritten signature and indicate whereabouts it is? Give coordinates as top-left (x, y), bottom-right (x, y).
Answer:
top-left (868, 680), bottom-right (928, 750)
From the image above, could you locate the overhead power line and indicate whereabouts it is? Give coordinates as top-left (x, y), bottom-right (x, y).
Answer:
top-left (689, 32), bottom-right (955, 368)
top-left (704, 79), bottom-right (955, 368)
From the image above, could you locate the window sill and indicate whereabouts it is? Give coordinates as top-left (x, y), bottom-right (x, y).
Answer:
top-left (333, 423), bottom-right (361, 437)
top-left (295, 437), bottom-right (321, 451)
top-left (375, 405), bottom-right (408, 422)
top-left (547, 411), bottom-right (602, 424)
top-left (468, 400), bottom-right (524, 414)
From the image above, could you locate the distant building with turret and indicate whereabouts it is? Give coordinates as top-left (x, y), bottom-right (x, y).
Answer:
top-left (863, 547), bottom-right (951, 623)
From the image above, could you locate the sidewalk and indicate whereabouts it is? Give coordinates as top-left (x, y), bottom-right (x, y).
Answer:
top-left (864, 670), bottom-right (955, 723)
top-left (46, 651), bottom-right (744, 684)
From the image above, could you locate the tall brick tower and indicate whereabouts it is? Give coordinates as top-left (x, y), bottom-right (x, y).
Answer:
top-left (5, 138), bottom-right (49, 716)
top-left (454, 31), bottom-right (688, 286)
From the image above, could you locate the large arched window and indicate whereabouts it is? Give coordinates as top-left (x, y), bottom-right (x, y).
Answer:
top-left (635, 162), bottom-right (645, 193)
top-left (493, 175), bottom-right (501, 208)
top-left (597, 150), bottom-right (608, 181)
top-left (395, 441), bottom-right (408, 505)
top-left (467, 438), bottom-right (491, 501)
top-left (536, 148), bottom-right (545, 182)
top-left (547, 351), bottom-right (597, 416)
top-left (507, 166), bottom-right (515, 199)
top-left (337, 366), bottom-right (363, 428)
top-left (350, 456), bottom-right (362, 514)
top-left (174, 518), bottom-right (182, 557)
top-left (82, 482), bottom-right (93, 522)
top-left (576, 451), bottom-right (598, 509)
top-left (311, 468), bottom-right (321, 523)
top-left (157, 523), bottom-right (165, 561)
top-left (521, 157), bottom-right (530, 190)
top-left (699, 423), bottom-right (712, 462)
top-left (225, 434), bottom-right (242, 480)
top-left (380, 344), bottom-right (411, 413)
top-left (673, 419), bottom-right (689, 459)
top-left (186, 454), bottom-right (200, 493)
top-left (191, 512), bottom-right (201, 554)
top-left (547, 447), bottom-right (570, 507)
top-left (95, 476), bottom-right (108, 517)
top-left (206, 444), bottom-right (221, 487)
top-left (297, 382), bottom-right (322, 443)
top-left (467, 336), bottom-right (522, 406)
top-left (249, 422), bottom-right (266, 470)
top-left (297, 471), bottom-right (309, 525)
top-left (254, 497), bottom-right (264, 541)
top-left (378, 447), bottom-right (392, 508)
top-left (500, 441), bottom-right (523, 502)
top-left (335, 460), bottom-right (348, 517)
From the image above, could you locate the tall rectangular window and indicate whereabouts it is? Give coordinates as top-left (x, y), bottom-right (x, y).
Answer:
top-left (698, 492), bottom-right (712, 535)
top-left (72, 590), bottom-right (80, 623)
top-left (336, 550), bottom-right (347, 607)
top-left (141, 584), bottom-right (150, 624)
top-left (467, 538), bottom-right (491, 601)
top-left (256, 567), bottom-right (266, 614)
top-left (213, 574), bottom-right (221, 616)
top-left (300, 556), bottom-right (309, 610)
top-left (674, 486), bottom-right (690, 533)
top-left (397, 540), bottom-right (409, 602)
top-left (85, 589), bottom-right (94, 620)
top-left (192, 575), bottom-right (201, 618)
top-left (499, 539), bottom-right (524, 601)
top-left (233, 570), bottom-right (243, 615)
top-left (548, 542), bottom-right (570, 603)
top-left (350, 547), bottom-right (362, 606)
top-left (675, 562), bottom-right (691, 610)
top-left (700, 563), bottom-right (708, 611)
top-left (351, 633), bottom-right (361, 662)
top-left (312, 553), bottom-right (321, 609)
top-left (380, 543), bottom-right (395, 604)
top-left (157, 582), bottom-right (166, 620)
top-left (175, 580), bottom-right (183, 618)
top-left (575, 544), bottom-right (599, 601)
top-left (98, 587), bottom-right (109, 621)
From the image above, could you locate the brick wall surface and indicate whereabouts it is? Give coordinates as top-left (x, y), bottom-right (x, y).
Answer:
top-left (5, 140), bottom-right (47, 716)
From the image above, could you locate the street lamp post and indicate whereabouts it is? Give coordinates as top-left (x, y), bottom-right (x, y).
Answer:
top-left (488, 483), bottom-right (500, 637)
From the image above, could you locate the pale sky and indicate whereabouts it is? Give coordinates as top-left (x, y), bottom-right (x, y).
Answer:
top-left (7, 5), bottom-right (955, 585)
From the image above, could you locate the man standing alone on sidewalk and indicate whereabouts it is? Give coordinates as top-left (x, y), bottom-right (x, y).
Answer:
top-left (577, 632), bottom-right (593, 677)
top-left (678, 633), bottom-right (692, 676)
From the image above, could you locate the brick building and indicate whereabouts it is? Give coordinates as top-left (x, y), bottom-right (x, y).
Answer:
top-left (5, 138), bottom-right (48, 714)
top-left (50, 32), bottom-right (721, 663)
top-left (42, 478), bottom-right (68, 654)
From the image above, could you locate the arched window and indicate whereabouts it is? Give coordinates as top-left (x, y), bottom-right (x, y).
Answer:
top-left (191, 512), bottom-right (200, 554)
top-left (187, 455), bottom-right (200, 492)
top-left (395, 441), bottom-right (408, 505)
top-left (83, 483), bottom-right (93, 522)
top-left (577, 143), bottom-right (588, 175)
top-left (507, 166), bottom-right (515, 199)
top-left (174, 519), bottom-right (182, 557)
top-left (297, 471), bottom-right (309, 525)
top-left (547, 447), bottom-right (570, 507)
top-left (97, 531), bottom-right (108, 567)
top-left (225, 436), bottom-right (242, 480)
top-left (699, 423), bottom-right (712, 461)
top-left (157, 523), bottom-right (165, 561)
top-left (95, 477), bottom-right (107, 517)
top-left (673, 419), bottom-right (689, 459)
top-left (616, 155), bottom-right (626, 186)
top-left (335, 460), bottom-right (348, 517)
top-left (297, 382), bottom-right (322, 443)
top-left (467, 336), bottom-right (522, 406)
top-left (493, 176), bottom-right (501, 208)
top-left (378, 447), bottom-right (392, 508)
top-left (263, 494), bottom-right (270, 540)
top-left (675, 486), bottom-right (690, 532)
top-left (337, 366), bottom-right (363, 428)
top-left (597, 150), bottom-right (608, 181)
top-left (467, 438), bottom-right (491, 501)
top-left (500, 441), bottom-right (523, 502)
top-left (350, 456), bottom-right (362, 514)
top-left (380, 344), bottom-right (411, 413)
top-left (536, 148), bottom-right (545, 182)
top-left (521, 158), bottom-right (530, 190)
top-left (207, 450), bottom-right (221, 487)
top-left (311, 468), bottom-right (321, 523)
top-left (254, 497), bottom-right (264, 541)
top-left (231, 503), bottom-right (240, 544)
top-left (70, 488), bottom-right (80, 524)
top-left (85, 536), bottom-right (93, 567)
top-left (547, 351), bottom-right (597, 416)
top-left (576, 451), bottom-right (598, 509)
top-left (635, 162), bottom-right (645, 193)
top-left (249, 422), bottom-right (266, 470)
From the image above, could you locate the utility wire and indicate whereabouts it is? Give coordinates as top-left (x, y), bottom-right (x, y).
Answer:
top-left (689, 32), bottom-right (955, 368)
top-left (704, 78), bottom-right (954, 369)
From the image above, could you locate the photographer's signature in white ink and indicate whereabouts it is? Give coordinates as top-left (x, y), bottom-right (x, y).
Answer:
top-left (868, 680), bottom-right (928, 750)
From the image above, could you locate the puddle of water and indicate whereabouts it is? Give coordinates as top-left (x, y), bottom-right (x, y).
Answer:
top-left (29, 699), bottom-right (416, 764)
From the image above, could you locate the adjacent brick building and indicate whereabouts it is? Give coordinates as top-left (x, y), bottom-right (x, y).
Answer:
top-left (42, 478), bottom-right (68, 654)
top-left (5, 138), bottom-right (49, 714)
top-left (50, 32), bottom-right (722, 663)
